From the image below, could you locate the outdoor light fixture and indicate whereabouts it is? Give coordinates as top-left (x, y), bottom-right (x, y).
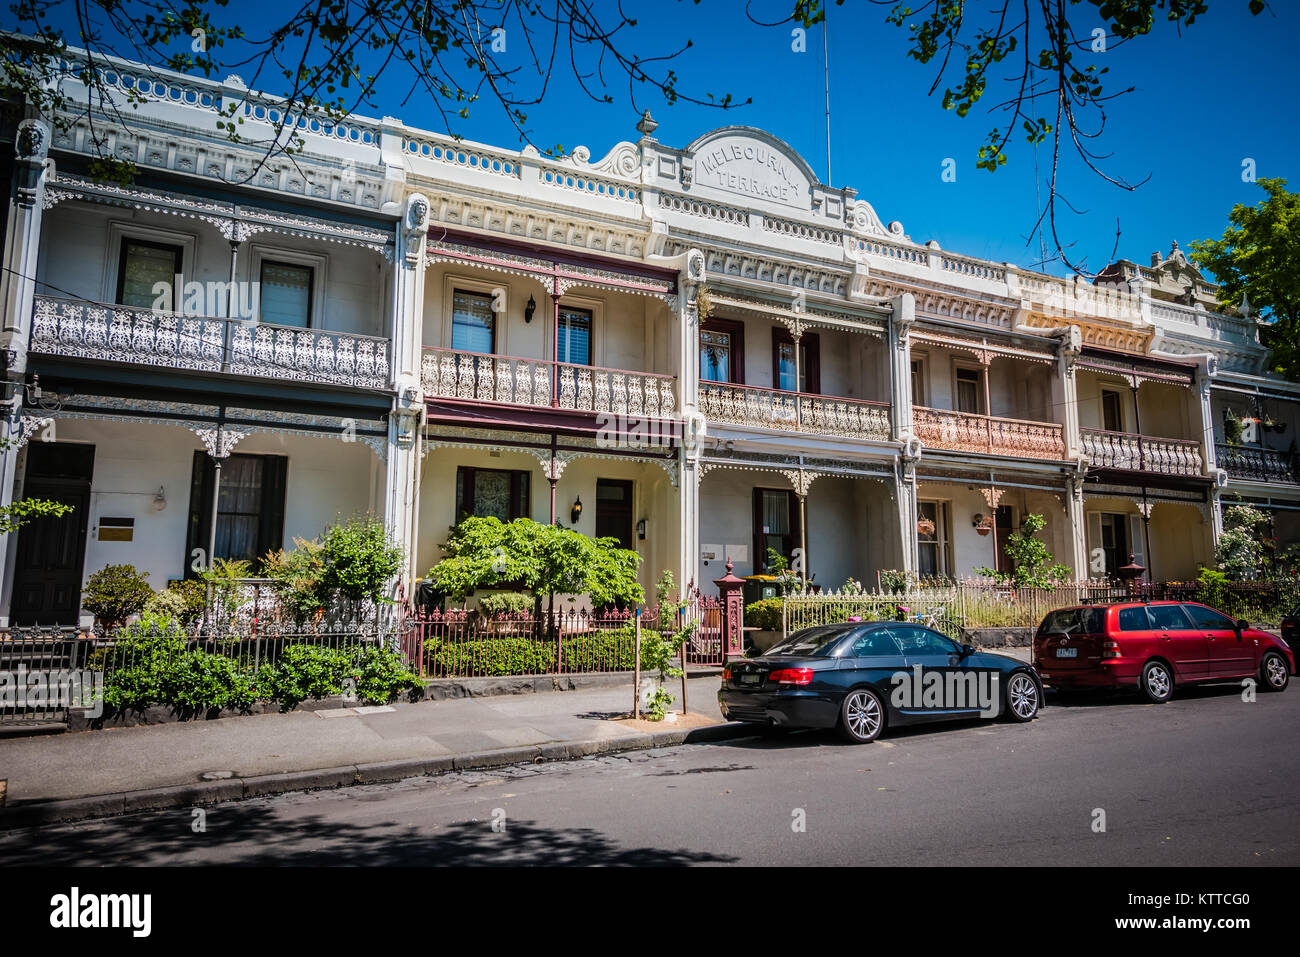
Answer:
top-left (637, 519), bottom-right (646, 540)
top-left (524, 295), bottom-right (536, 323)
top-left (152, 486), bottom-right (167, 511)
top-left (570, 496), bottom-right (582, 524)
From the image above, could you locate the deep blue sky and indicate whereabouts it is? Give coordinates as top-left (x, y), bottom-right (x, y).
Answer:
top-left (27, 0), bottom-right (1300, 277)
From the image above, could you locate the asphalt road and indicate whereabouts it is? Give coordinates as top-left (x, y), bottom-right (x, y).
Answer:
top-left (4, 682), bottom-right (1297, 866)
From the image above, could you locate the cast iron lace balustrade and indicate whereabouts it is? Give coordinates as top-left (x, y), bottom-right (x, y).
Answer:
top-left (1081, 428), bottom-right (1203, 476)
top-left (1215, 444), bottom-right (1300, 485)
top-left (30, 296), bottom-right (390, 390)
top-left (420, 346), bottom-right (676, 418)
top-left (698, 381), bottom-right (891, 440)
top-left (913, 407), bottom-right (1065, 460)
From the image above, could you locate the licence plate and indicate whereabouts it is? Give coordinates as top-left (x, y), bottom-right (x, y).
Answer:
top-left (740, 673), bottom-right (761, 685)
top-left (1055, 648), bottom-right (1078, 658)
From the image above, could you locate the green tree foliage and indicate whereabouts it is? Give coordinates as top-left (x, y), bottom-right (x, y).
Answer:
top-left (1190, 178), bottom-right (1300, 382)
top-left (0, 437), bottom-right (74, 535)
top-left (975, 513), bottom-right (1072, 588)
top-left (320, 516), bottom-right (403, 605)
top-left (1215, 504), bottom-right (1268, 579)
top-left (427, 517), bottom-right (644, 609)
top-left (2, 1), bottom-right (746, 185)
top-left (82, 563), bottom-right (154, 629)
top-left (262, 536), bottom-right (330, 625)
top-left (791, 1), bottom-right (1267, 271)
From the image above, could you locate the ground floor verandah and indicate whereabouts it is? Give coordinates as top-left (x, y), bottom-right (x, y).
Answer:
top-left (417, 424), bottom-right (682, 606)
top-left (0, 398), bottom-right (390, 625)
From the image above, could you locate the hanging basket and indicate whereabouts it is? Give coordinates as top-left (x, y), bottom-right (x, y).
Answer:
top-left (916, 518), bottom-right (936, 537)
top-left (975, 519), bottom-right (993, 537)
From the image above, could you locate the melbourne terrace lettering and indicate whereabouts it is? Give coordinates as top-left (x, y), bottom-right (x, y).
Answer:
top-left (697, 142), bottom-right (802, 204)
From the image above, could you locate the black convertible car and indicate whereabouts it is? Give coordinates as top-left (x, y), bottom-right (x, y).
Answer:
top-left (718, 621), bottom-right (1042, 743)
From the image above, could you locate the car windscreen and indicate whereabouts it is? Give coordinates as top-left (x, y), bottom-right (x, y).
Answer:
top-left (1038, 607), bottom-right (1106, 636)
top-left (764, 625), bottom-right (852, 657)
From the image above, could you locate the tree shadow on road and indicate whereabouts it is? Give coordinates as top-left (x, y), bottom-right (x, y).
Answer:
top-left (2, 802), bottom-right (738, 867)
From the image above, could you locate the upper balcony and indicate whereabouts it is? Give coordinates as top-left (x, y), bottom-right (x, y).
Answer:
top-left (698, 381), bottom-right (891, 441)
top-left (1216, 444), bottom-right (1300, 485)
top-left (1081, 428), bottom-right (1204, 477)
top-left (421, 346), bottom-right (677, 420)
top-left (31, 296), bottom-right (392, 391)
top-left (914, 407), bottom-right (1065, 460)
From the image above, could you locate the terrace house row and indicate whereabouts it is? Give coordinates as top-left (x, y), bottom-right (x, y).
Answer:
top-left (0, 51), bottom-right (1296, 624)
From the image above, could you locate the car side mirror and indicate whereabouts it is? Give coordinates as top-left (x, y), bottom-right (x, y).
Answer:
top-left (1236, 619), bottom-right (1249, 634)
top-left (960, 643), bottom-right (976, 658)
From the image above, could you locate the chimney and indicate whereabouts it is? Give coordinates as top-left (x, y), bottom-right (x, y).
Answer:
top-left (1150, 251), bottom-right (1161, 267)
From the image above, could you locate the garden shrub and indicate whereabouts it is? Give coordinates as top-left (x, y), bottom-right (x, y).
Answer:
top-left (477, 591), bottom-right (535, 617)
top-left (426, 637), bottom-right (553, 677)
top-left (262, 537), bottom-right (330, 625)
top-left (744, 598), bottom-right (783, 631)
top-left (143, 579), bottom-right (207, 626)
top-left (560, 627), bottom-right (636, 673)
top-left (321, 517), bottom-right (404, 604)
top-left (257, 643), bottom-right (420, 712)
top-left (257, 644), bottom-right (355, 711)
top-left (83, 564), bottom-right (154, 630)
top-left (346, 644), bottom-right (423, 704)
top-left (159, 651), bottom-right (259, 713)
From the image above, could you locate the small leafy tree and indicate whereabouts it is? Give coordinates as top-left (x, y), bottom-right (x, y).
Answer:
top-left (639, 571), bottom-right (695, 720)
top-left (1216, 504), bottom-right (1269, 580)
top-left (82, 564), bottom-right (154, 630)
top-left (428, 517), bottom-right (644, 617)
top-left (321, 516), bottom-right (404, 605)
top-left (975, 514), bottom-right (1072, 589)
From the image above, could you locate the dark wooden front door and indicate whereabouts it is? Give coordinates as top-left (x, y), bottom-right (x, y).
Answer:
top-left (595, 479), bottom-right (635, 550)
top-left (11, 443), bottom-right (95, 626)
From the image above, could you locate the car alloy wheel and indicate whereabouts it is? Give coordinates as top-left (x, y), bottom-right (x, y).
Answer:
top-left (1261, 652), bottom-right (1289, 692)
top-left (1005, 672), bottom-right (1039, 722)
top-left (1141, 660), bottom-right (1172, 703)
top-left (839, 688), bottom-right (884, 743)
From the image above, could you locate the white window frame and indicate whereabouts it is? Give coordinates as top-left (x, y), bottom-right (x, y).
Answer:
top-left (104, 221), bottom-right (197, 309)
top-left (442, 274), bottom-right (509, 355)
top-left (953, 363), bottom-right (985, 415)
top-left (249, 244), bottom-right (328, 329)
top-left (910, 352), bottom-right (928, 407)
top-left (917, 499), bottom-right (952, 577)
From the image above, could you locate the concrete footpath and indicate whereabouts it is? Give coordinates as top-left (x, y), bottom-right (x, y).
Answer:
top-left (0, 675), bottom-right (740, 829)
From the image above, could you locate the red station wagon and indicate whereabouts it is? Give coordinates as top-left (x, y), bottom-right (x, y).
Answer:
top-left (1033, 601), bottom-right (1295, 703)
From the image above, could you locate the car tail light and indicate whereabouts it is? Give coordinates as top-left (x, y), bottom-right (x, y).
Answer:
top-left (722, 667), bottom-right (732, 681)
top-left (768, 668), bottom-right (814, 685)
top-left (1102, 638), bottom-right (1121, 658)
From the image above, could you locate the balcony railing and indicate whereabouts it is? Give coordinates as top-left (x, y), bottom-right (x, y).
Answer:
top-left (1081, 428), bottom-right (1204, 476)
top-left (698, 381), bottom-right (891, 440)
top-left (1216, 444), bottom-right (1300, 485)
top-left (420, 347), bottom-right (677, 418)
top-left (914, 407), bottom-right (1065, 460)
top-left (30, 296), bottom-right (391, 390)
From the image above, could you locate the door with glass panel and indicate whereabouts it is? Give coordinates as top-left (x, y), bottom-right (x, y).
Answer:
top-left (450, 289), bottom-right (498, 398)
top-left (916, 501), bottom-right (951, 578)
top-left (753, 488), bottom-right (799, 574)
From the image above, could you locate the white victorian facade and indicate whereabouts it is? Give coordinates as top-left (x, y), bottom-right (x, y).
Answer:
top-left (1, 50), bottom-right (1296, 624)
